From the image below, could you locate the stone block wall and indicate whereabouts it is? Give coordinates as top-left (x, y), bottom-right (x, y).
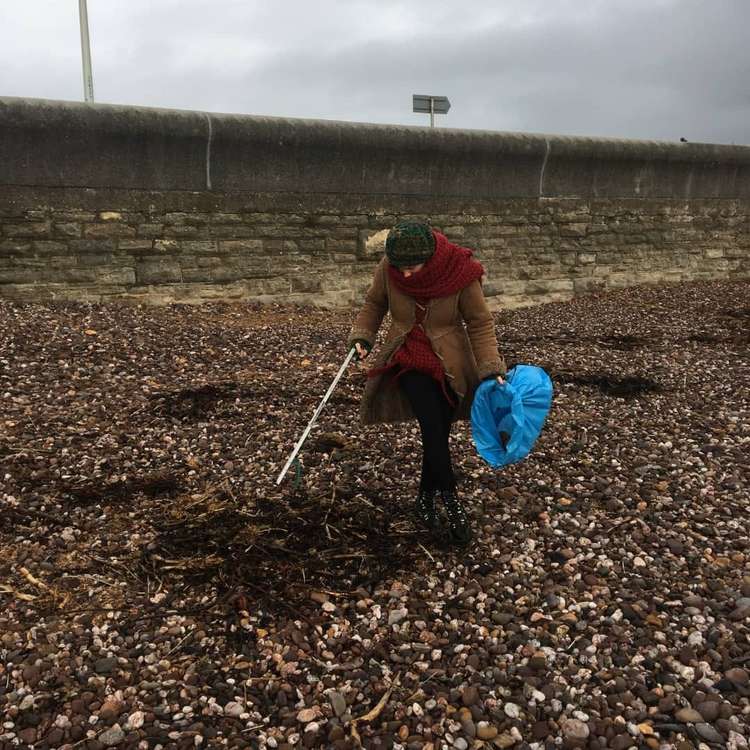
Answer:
top-left (1, 98), bottom-right (749, 308)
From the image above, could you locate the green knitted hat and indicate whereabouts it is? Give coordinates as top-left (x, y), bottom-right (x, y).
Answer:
top-left (385, 222), bottom-right (435, 268)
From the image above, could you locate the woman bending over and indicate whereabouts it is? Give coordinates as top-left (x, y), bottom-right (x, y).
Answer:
top-left (349, 221), bottom-right (505, 545)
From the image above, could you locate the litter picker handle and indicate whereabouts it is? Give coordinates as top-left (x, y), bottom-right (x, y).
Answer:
top-left (275, 347), bottom-right (357, 485)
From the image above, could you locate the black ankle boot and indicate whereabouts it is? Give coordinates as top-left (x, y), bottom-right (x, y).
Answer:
top-left (415, 488), bottom-right (440, 532)
top-left (440, 489), bottom-right (472, 545)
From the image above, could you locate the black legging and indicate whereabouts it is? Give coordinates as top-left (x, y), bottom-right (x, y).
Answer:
top-left (398, 370), bottom-right (456, 493)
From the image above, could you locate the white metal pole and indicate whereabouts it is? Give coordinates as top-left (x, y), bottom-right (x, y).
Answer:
top-left (79, 0), bottom-right (95, 102)
top-left (430, 97), bottom-right (434, 128)
top-left (275, 348), bottom-right (356, 485)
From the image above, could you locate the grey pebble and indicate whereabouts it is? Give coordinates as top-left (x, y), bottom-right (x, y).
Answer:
top-left (695, 722), bottom-right (724, 744)
top-left (98, 724), bottom-right (126, 747)
top-left (328, 691), bottom-right (347, 718)
top-left (94, 658), bottom-right (118, 675)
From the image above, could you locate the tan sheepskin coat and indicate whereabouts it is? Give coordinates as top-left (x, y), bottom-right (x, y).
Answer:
top-left (348, 258), bottom-right (506, 425)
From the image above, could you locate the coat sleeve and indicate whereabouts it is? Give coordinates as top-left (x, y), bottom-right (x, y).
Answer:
top-left (458, 280), bottom-right (506, 380)
top-left (347, 259), bottom-right (388, 349)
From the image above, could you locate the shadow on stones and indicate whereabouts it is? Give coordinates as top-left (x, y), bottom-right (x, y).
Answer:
top-left (328, 394), bottom-right (360, 406)
top-left (503, 333), bottom-right (649, 350)
top-left (689, 331), bottom-right (750, 345)
top-left (721, 307), bottom-right (750, 321)
top-left (65, 471), bottom-right (181, 505)
top-left (689, 307), bottom-right (750, 346)
top-left (595, 334), bottom-right (649, 351)
top-left (310, 432), bottom-right (356, 452)
top-left (148, 382), bottom-right (257, 419)
top-left (551, 371), bottom-right (662, 399)
top-left (689, 333), bottom-right (723, 343)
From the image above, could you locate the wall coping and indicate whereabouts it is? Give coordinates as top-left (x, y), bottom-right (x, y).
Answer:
top-left (2, 96), bottom-right (749, 199)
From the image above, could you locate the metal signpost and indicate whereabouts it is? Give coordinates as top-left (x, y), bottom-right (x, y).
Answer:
top-left (412, 94), bottom-right (451, 127)
top-left (79, 0), bottom-right (95, 102)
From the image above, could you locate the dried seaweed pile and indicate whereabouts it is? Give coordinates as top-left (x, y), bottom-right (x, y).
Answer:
top-left (143, 478), bottom-right (421, 601)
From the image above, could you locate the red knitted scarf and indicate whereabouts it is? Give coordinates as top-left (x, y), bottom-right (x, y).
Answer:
top-left (386, 231), bottom-right (484, 301)
top-left (370, 232), bottom-right (484, 403)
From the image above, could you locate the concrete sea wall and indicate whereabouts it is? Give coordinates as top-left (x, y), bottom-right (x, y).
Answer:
top-left (1, 97), bottom-right (749, 307)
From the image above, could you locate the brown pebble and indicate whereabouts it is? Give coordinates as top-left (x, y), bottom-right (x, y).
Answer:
top-left (725, 667), bottom-right (749, 685)
top-left (48, 729), bottom-right (68, 747)
top-left (18, 728), bottom-right (37, 745)
top-left (532, 720), bottom-right (550, 740)
top-left (70, 726), bottom-right (85, 741)
top-left (658, 695), bottom-right (675, 713)
top-left (696, 701), bottom-right (720, 721)
top-left (328, 725), bottom-right (345, 742)
top-left (461, 686), bottom-right (480, 706)
top-left (22, 665), bottom-right (41, 686)
top-left (675, 707), bottom-right (703, 723)
top-left (476, 722), bottom-right (498, 740)
top-left (99, 699), bottom-right (123, 723)
top-left (610, 734), bottom-right (633, 750)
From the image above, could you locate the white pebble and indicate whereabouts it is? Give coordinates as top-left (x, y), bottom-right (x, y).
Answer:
top-left (61, 527), bottom-right (76, 543)
top-left (224, 701), bottom-right (243, 717)
top-left (127, 711), bottom-right (145, 729)
top-left (504, 702), bottom-right (521, 718)
top-left (388, 608), bottom-right (408, 625)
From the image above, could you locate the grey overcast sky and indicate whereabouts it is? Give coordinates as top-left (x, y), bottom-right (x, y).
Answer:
top-left (1, 0), bottom-right (749, 144)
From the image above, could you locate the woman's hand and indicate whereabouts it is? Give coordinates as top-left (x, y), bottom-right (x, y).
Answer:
top-left (354, 342), bottom-right (370, 360)
top-left (496, 375), bottom-right (505, 385)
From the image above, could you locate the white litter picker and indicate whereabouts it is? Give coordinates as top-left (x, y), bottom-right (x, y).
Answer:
top-left (275, 348), bottom-right (357, 485)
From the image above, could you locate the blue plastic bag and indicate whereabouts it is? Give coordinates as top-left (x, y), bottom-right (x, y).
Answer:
top-left (471, 365), bottom-right (553, 469)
